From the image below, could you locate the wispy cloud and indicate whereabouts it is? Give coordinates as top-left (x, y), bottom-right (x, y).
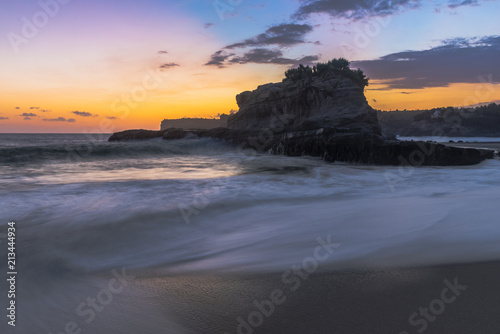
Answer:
top-left (0, 117), bottom-right (9, 120)
top-left (225, 23), bottom-right (314, 49)
top-left (157, 50), bottom-right (168, 55)
top-left (20, 113), bottom-right (37, 117)
top-left (448, 0), bottom-right (480, 9)
top-left (106, 116), bottom-right (117, 120)
top-left (206, 49), bottom-right (318, 68)
top-left (43, 117), bottom-right (76, 122)
top-left (72, 111), bottom-right (96, 117)
top-left (159, 62), bottom-right (180, 70)
top-left (293, 0), bottom-right (422, 20)
top-left (205, 23), bottom-right (318, 68)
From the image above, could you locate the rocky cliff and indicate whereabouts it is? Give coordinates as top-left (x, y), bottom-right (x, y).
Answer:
top-left (109, 62), bottom-right (494, 166)
top-left (229, 72), bottom-right (380, 135)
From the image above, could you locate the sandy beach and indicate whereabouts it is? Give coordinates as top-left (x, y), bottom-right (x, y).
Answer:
top-left (127, 261), bottom-right (500, 334)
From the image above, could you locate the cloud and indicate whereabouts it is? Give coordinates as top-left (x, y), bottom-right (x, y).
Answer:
top-left (72, 111), bottom-right (96, 117)
top-left (294, 0), bottom-right (422, 20)
top-left (204, 23), bottom-right (214, 29)
top-left (24, 117), bottom-right (32, 120)
top-left (43, 117), bottom-right (76, 122)
top-left (353, 35), bottom-right (500, 89)
top-left (157, 50), bottom-right (168, 54)
top-left (40, 109), bottom-right (51, 112)
top-left (15, 107), bottom-right (20, 109)
top-left (448, 0), bottom-right (480, 8)
top-left (0, 117), bottom-right (9, 120)
top-left (207, 48), bottom-right (319, 67)
top-left (159, 63), bottom-right (180, 70)
top-left (225, 23), bottom-right (314, 49)
top-left (205, 50), bottom-right (235, 67)
top-left (20, 113), bottom-right (37, 117)
top-left (106, 116), bottom-right (117, 120)
top-left (30, 106), bottom-right (39, 109)
top-left (205, 23), bottom-right (318, 68)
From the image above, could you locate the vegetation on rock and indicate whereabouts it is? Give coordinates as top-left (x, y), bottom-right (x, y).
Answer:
top-left (283, 58), bottom-right (369, 88)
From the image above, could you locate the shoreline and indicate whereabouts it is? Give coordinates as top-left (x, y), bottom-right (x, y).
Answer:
top-left (443, 141), bottom-right (500, 151)
top-left (130, 260), bottom-right (500, 333)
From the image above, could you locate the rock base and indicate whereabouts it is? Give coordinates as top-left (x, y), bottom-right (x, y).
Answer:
top-left (108, 128), bottom-right (494, 166)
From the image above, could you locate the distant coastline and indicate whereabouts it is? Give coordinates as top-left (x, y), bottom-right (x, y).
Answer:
top-left (160, 114), bottom-right (229, 130)
top-left (378, 103), bottom-right (500, 137)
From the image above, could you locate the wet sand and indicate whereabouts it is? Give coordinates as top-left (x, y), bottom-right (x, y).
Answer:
top-left (131, 261), bottom-right (500, 334)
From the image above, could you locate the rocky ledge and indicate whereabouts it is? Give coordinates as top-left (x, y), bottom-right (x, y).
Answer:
top-left (109, 60), bottom-right (494, 166)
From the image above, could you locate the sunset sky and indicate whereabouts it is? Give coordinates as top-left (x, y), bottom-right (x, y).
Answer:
top-left (1, 0), bottom-right (499, 133)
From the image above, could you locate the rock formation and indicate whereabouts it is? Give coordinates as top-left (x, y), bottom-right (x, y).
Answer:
top-left (109, 60), bottom-right (494, 166)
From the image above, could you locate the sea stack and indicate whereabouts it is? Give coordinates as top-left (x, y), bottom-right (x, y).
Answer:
top-left (109, 60), bottom-right (493, 166)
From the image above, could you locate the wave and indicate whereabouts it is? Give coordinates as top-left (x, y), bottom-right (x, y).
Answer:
top-left (0, 137), bottom-right (235, 164)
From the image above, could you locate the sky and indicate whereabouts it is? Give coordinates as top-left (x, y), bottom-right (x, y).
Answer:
top-left (0, 0), bottom-right (499, 133)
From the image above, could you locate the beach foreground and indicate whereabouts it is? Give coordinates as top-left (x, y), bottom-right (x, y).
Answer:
top-left (125, 261), bottom-right (500, 334)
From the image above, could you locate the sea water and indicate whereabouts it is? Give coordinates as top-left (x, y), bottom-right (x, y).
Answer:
top-left (1, 133), bottom-right (500, 332)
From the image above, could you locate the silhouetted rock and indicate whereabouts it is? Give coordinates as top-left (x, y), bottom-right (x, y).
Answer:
top-left (229, 72), bottom-right (380, 135)
top-left (162, 129), bottom-right (187, 140)
top-left (109, 66), bottom-right (493, 166)
top-left (108, 129), bottom-right (167, 141)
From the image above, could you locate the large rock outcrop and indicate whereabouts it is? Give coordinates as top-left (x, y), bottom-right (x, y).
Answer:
top-left (229, 73), bottom-right (380, 135)
top-left (109, 71), bottom-right (494, 166)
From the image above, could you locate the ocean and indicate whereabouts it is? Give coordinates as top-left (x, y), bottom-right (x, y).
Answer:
top-left (1, 133), bottom-right (500, 333)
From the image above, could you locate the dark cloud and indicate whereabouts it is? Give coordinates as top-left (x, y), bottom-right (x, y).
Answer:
top-left (0, 117), bottom-right (9, 120)
top-left (43, 117), bottom-right (76, 122)
top-left (106, 116), bottom-right (117, 120)
top-left (401, 92), bottom-right (412, 94)
top-left (15, 107), bottom-right (20, 109)
top-left (230, 49), bottom-right (294, 65)
top-left (30, 106), bottom-right (39, 109)
top-left (204, 23), bottom-right (214, 29)
top-left (72, 111), bottom-right (95, 117)
top-left (448, 0), bottom-right (479, 8)
top-left (159, 63), bottom-right (180, 70)
top-left (20, 113), bottom-right (37, 117)
top-left (157, 51), bottom-right (168, 54)
top-left (205, 22), bottom-right (318, 68)
top-left (225, 23), bottom-right (314, 49)
top-left (24, 117), bottom-right (32, 120)
top-left (353, 35), bottom-right (500, 89)
top-left (207, 48), bottom-right (319, 67)
top-left (40, 109), bottom-right (51, 112)
top-left (205, 50), bottom-right (235, 67)
top-left (294, 0), bottom-right (422, 20)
